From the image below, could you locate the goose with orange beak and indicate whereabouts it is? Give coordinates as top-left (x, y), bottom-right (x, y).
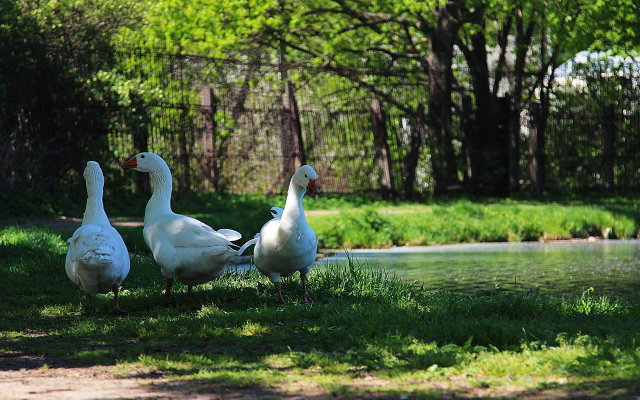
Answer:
top-left (238, 165), bottom-right (319, 303)
top-left (122, 152), bottom-right (242, 303)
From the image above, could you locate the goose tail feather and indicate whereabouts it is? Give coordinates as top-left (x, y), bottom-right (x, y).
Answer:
top-left (237, 236), bottom-right (259, 256)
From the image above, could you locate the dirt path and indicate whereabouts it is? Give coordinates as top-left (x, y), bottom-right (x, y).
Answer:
top-left (1, 364), bottom-right (626, 400)
top-left (7, 216), bottom-right (143, 232)
top-left (0, 365), bottom-right (331, 400)
top-left (0, 364), bottom-right (420, 400)
top-left (1, 366), bottom-right (169, 400)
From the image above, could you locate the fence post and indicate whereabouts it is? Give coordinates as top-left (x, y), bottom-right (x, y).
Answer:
top-left (199, 87), bottom-right (218, 191)
top-left (132, 101), bottom-right (150, 195)
top-left (280, 79), bottom-right (306, 188)
top-left (602, 103), bottom-right (615, 191)
top-left (528, 102), bottom-right (545, 194)
top-left (369, 97), bottom-right (395, 198)
top-left (403, 105), bottom-right (425, 199)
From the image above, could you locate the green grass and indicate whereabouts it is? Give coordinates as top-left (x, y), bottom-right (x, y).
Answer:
top-left (4, 191), bottom-right (640, 250)
top-left (1, 226), bottom-right (640, 397)
top-left (310, 199), bottom-right (639, 248)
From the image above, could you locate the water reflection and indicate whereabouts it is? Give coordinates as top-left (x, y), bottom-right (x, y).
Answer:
top-left (323, 240), bottom-right (640, 296)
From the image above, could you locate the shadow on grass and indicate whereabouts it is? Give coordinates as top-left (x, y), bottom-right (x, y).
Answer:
top-left (530, 377), bottom-right (640, 400)
top-left (2, 272), bottom-right (640, 377)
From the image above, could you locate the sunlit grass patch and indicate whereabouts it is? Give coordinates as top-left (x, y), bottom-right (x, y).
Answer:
top-left (309, 199), bottom-right (638, 249)
top-left (234, 320), bottom-right (271, 336)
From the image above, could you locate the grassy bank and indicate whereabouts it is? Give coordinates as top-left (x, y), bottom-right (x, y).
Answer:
top-left (1, 227), bottom-right (640, 398)
top-left (310, 199), bottom-right (640, 248)
top-left (2, 191), bottom-right (640, 250)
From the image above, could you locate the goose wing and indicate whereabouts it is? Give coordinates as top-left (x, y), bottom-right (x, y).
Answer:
top-left (160, 215), bottom-right (240, 248)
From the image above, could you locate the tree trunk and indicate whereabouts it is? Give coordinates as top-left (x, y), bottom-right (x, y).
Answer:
top-left (528, 102), bottom-right (545, 194)
top-left (280, 79), bottom-right (305, 186)
top-left (199, 87), bottom-right (218, 191)
top-left (602, 103), bottom-right (615, 191)
top-left (369, 97), bottom-right (395, 198)
top-left (404, 105), bottom-right (426, 198)
top-left (426, 15), bottom-right (460, 196)
top-left (461, 31), bottom-right (509, 196)
top-left (507, 10), bottom-right (535, 195)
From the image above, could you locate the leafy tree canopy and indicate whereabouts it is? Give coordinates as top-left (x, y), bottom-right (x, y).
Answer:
top-left (117, 0), bottom-right (280, 58)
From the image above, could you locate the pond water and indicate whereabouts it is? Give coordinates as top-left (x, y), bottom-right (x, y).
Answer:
top-left (322, 240), bottom-right (640, 297)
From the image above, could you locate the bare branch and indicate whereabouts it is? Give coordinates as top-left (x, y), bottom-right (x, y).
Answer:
top-left (337, 20), bottom-right (388, 34)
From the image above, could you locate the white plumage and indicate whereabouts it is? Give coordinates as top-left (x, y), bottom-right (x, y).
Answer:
top-left (122, 152), bottom-right (241, 302)
top-left (65, 161), bottom-right (130, 312)
top-left (240, 165), bottom-right (319, 303)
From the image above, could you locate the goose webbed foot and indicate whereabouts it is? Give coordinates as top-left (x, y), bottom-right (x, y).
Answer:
top-left (111, 285), bottom-right (124, 315)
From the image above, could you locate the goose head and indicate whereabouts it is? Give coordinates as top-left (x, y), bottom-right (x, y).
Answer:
top-left (84, 161), bottom-right (104, 197)
top-left (292, 165), bottom-right (318, 200)
top-left (121, 152), bottom-right (167, 173)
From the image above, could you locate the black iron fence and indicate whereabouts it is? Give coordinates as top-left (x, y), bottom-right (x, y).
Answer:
top-left (1, 45), bottom-right (639, 199)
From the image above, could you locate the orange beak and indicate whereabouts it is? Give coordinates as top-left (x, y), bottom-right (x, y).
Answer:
top-left (306, 178), bottom-right (318, 200)
top-left (121, 156), bottom-right (137, 169)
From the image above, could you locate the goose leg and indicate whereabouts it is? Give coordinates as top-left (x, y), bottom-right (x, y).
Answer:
top-left (111, 285), bottom-right (122, 314)
top-left (300, 271), bottom-right (313, 303)
top-left (85, 293), bottom-right (93, 306)
top-left (187, 285), bottom-right (192, 297)
top-left (162, 278), bottom-right (174, 304)
top-left (274, 282), bottom-right (286, 304)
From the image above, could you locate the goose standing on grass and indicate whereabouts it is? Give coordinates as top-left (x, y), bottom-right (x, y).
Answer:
top-left (121, 152), bottom-right (241, 303)
top-left (238, 165), bottom-right (318, 303)
top-left (65, 161), bottom-right (130, 313)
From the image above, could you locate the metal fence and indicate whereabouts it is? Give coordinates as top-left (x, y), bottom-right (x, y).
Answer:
top-left (544, 72), bottom-right (640, 191)
top-left (2, 45), bottom-right (640, 198)
top-left (104, 48), bottom-right (424, 195)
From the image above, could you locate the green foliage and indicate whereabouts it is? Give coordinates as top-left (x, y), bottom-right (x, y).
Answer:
top-left (568, 0), bottom-right (640, 54)
top-left (116, 0), bottom-right (279, 57)
top-left (0, 0), bottom-right (142, 196)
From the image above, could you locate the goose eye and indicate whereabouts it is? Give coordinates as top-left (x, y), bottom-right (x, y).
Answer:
top-left (140, 155), bottom-right (145, 158)
top-left (304, 174), bottom-right (308, 178)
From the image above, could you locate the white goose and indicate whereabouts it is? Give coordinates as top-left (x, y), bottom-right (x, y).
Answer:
top-left (239, 165), bottom-right (318, 303)
top-left (122, 152), bottom-right (241, 302)
top-left (65, 161), bottom-right (130, 313)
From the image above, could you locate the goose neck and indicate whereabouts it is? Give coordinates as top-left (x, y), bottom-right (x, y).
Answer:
top-left (281, 181), bottom-right (306, 225)
top-left (145, 165), bottom-right (174, 224)
top-left (82, 192), bottom-right (109, 226)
